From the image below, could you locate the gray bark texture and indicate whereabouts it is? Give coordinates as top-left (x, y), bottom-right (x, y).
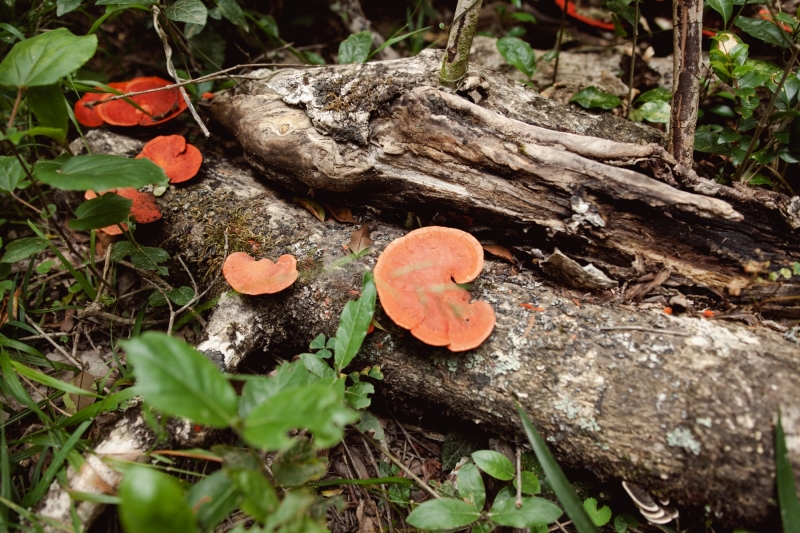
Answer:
top-left (61, 127), bottom-right (800, 529)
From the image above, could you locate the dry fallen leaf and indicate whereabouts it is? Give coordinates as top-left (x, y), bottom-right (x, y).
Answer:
top-left (482, 243), bottom-right (514, 263)
top-left (65, 371), bottom-right (98, 414)
top-left (294, 197), bottom-right (326, 222)
top-left (349, 224), bottom-right (373, 255)
top-left (324, 204), bottom-right (355, 224)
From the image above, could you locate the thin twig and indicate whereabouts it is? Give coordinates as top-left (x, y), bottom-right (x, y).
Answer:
top-left (515, 446), bottom-right (523, 508)
top-left (24, 314), bottom-right (83, 368)
top-left (552, 0), bottom-right (569, 85)
top-left (626, 0), bottom-right (640, 120)
top-left (360, 432), bottom-right (441, 500)
top-left (7, 87), bottom-right (23, 129)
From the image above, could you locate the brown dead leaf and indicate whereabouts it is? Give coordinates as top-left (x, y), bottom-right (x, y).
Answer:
top-left (370, 318), bottom-right (387, 332)
top-left (65, 371), bottom-right (98, 414)
top-left (293, 197), bottom-right (325, 222)
top-left (60, 308), bottom-right (75, 332)
top-left (323, 204), bottom-right (355, 224)
top-left (482, 243), bottom-right (514, 263)
top-left (348, 224), bottom-right (373, 255)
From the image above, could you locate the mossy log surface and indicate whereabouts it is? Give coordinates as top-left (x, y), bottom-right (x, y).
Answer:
top-left (208, 49), bottom-right (800, 317)
top-left (52, 130), bottom-right (800, 529)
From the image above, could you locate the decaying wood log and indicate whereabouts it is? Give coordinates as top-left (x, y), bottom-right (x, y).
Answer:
top-left (45, 131), bottom-right (798, 530)
top-left (207, 49), bottom-right (800, 317)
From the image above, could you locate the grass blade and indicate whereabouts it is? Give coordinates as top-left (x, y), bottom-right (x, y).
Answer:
top-left (516, 403), bottom-right (599, 533)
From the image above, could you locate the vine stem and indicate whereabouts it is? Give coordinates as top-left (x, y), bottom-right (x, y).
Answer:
top-left (626, 0), bottom-right (640, 120)
top-left (7, 87), bottom-right (23, 129)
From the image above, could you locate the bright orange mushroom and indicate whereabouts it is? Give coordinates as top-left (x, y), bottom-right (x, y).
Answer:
top-left (84, 188), bottom-right (162, 235)
top-left (373, 226), bottom-right (496, 352)
top-left (136, 135), bottom-right (202, 184)
top-left (222, 253), bottom-right (298, 295)
top-left (74, 82), bottom-right (130, 128)
top-left (95, 76), bottom-right (187, 127)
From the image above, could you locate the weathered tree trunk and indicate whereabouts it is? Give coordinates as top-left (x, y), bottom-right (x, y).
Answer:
top-left (670, 0), bottom-right (703, 166)
top-left (208, 50), bottom-right (800, 317)
top-left (47, 130), bottom-right (799, 530)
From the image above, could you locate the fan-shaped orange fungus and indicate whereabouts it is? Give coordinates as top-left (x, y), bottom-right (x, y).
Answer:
top-left (222, 253), bottom-right (298, 295)
top-left (84, 188), bottom-right (162, 235)
top-left (94, 76), bottom-right (187, 127)
top-left (74, 82), bottom-right (130, 128)
top-left (373, 226), bottom-right (496, 352)
top-left (136, 135), bottom-right (202, 184)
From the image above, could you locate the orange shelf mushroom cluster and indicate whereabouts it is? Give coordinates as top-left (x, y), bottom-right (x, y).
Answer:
top-left (74, 77), bottom-right (187, 128)
top-left (136, 135), bottom-right (202, 184)
top-left (85, 188), bottom-right (162, 236)
top-left (222, 253), bottom-right (299, 295)
top-left (373, 226), bottom-right (496, 352)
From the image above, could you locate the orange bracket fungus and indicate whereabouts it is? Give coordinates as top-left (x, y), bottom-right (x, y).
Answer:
top-left (84, 188), bottom-right (162, 235)
top-left (136, 135), bottom-right (202, 184)
top-left (373, 226), bottom-right (496, 352)
top-left (222, 253), bottom-right (298, 295)
top-left (74, 81), bottom-right (130, 128)
top-left (86, 77), bottom-right (187, 127)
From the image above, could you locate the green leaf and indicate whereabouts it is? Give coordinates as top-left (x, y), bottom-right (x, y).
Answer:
top-left (185, 470), bottom-right (241, 530)
top-left (510, 12), bottom-right (537, 24)
top-left (300, 352), bottom-right (336, 379)
top-left (28, 84), bottom-right (68, 133)
top-left (217, 447), bottom-right (279, 522)
top-left (489, 487), bottom-right (563, 527)
top-left (130, 246), bottom-right (170, 275)
top-left (735, 17), bottom-right (792, 49)
top-left (119, 466), bottom-right (196, 533)
top-left (457, 462), bottom-right (486, 510)
top-left (694, 131), bottom-right (732, 155)
top-left (36, 155), bottom-right (168, 191)
top-left (165, 0), bottom-right (208, 25)
top-left (513, 470), bottom-right (541, 495)
top-left (356, 409), bottom-right (385, 441)
top-left (0, 156), bottom-right (26, 193)
top-left (776, 409), bottom-right (800, 533)
top-left (344, 381), bottom-right (374, 409)
top-left (1, 237), bottom-right (46, 263)
top-left (69, 193), bottom-right (132, 231)
top-left (707, 0), bottom-right (733, 27)
top-left (238, 361), bottom-right (310, 417)
top-left (57, 0), bottom-right (82, 16)
top-left (310, 334), bottom-right (326, 350)
top-left (125, 331), bottom-right (239, 428)
top-left (614, 513), bottom-right (639, 533)
top-left (635, 87), bottom-right (671, 104)
top-left (272, 437), bottom-right (329, 486)
top-left (333, 271), bottom-right (376, 372)
top-left (96, 0), bottom-right (157, 3)
top-left (168, 286), bottom-right (194, 305)
top-left (406, 498), bottom-right (481, 530)
top-left (3, 126), bottom-right (66, 144)
top-left (517, 404), bottom-right (599, 533)
top-left (570, 86), bottom-right (622, 110)
top-left (639, 101), bottom-right (671, 123)
top-left (338, 31), bottom-right (372, 64)
top-left (496, 36), bottom-right (536, 79)
top-left (215, 0), bottom-right (248, 30)
top-left (472, 450), bottom-right (515, 481)
top-left (242, 381), bottom-right (359, 451)
top-left (0, 28), bottom-right (97, 88)
top-left (11, 361), bottom-right (101, 398)
top-left (583, 497), bottom-right (611, 526)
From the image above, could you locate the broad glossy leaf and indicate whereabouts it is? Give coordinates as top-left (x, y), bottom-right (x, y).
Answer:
top-left (497, 36), bottom-right (536, 79)
top-left (735, 17), bottom-right (792, 48)
top-left (28, 84), bottom-right (68, 133)
top-left (185, 470), bottom-right (241, 530)
top-left (238, 361), bottom-right (310, 417)
top-left (489, 488), bottom-right (563, 527)
top-left (513, 470), bottom-right (541, 495)
top-left (57, 0), bottom-right (82, 16)
top-left (215, 0), bottom-right (247, 29)
top-left (472, 450), bottom-right (514, 480)
top-left (334, 271), bottom-right (376, 372)
top-left (569, 86), bottom-right (622, 110)
top-left (457, 462), bottom-right (485, 510)
top-left (69, 193), bottom-right (131, 231)
top-left (125, 332), bottom-right (238, 428)
top-left (707, 0), bottom-right (733, 27)
top-left (635, 87), bottom-right (671, 104)
top-left (517, 404), bottom-right (599, 533)
top-left (1, 237), bottom-right (46, 263)
top-left (36, 154), bottom-right (168, 191)
top-left (242, 381), bottom-right (359, 451)
top-left (130, 246), bottom-right (170, 275)
top-left (338, 31), bottom-right (372, 64)
top-left (583, 497), bottom-right (612, 526)
top-left (0, 28), bottom-right (97, 87)
top-left (640, 101), bottom-right (670, 123)
top-left (119, 466), bottom-right (196, 533)
top-left (0, 156), bottom-right (26, 193)
top-left (406, 498), bottom-right (480, 530)
top-left (165, 0), bottom-right (207, 24)
top-left (776, 410), bottom-right (800, 533)
top-left (300, 352), bottom-right (336, 380)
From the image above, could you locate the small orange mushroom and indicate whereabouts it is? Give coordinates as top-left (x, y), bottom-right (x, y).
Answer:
top-left (95, 76), bottom-right (187, 127)
top-left (74, 82), bottom-right (130, 128)
top-left (84, 188), bottom-right (162, 235)
top-left (222, 253), bottom-right (298, 295)
top-left (373, 226), bottom-right (496, 352)
top-left (136, 135), bottom-right (203, 184)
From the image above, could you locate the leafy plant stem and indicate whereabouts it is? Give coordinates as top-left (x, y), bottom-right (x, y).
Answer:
top-left (626, 0), bottom-right (640, 120)
top-left (552, 0), bottom-right (569, 85)
top-left (360, 431), bottom-right (442, 500)
top-left (733, 43), bottom-right (800, 182)
top-left (6, 87), bottom-right (24, 129)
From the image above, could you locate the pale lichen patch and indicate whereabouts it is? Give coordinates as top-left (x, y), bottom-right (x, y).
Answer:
top-left (666, 426), bottom-right (701, 455)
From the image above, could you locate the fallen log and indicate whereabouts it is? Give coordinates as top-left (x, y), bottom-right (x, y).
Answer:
top-left (208, 49), bottom-right (800, 317)
top-left (45, 130), bottom-right (799, 530)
